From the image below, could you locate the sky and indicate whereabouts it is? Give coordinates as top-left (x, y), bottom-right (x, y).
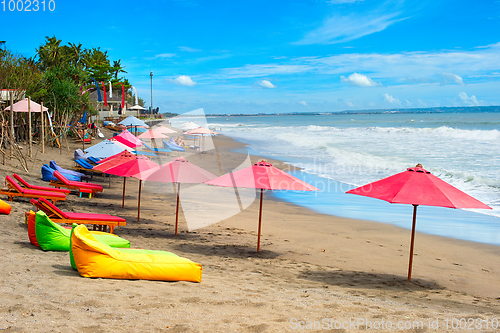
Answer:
top-left (2, 0), bottom-right (500, 114)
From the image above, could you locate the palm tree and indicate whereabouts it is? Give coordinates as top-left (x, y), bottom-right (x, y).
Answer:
top-left (112, 60), bottom-right (127, 80)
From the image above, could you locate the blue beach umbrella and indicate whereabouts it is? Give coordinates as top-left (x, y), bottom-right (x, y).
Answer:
top-left (84, 140), bottom-right (129, 159)
top-left (118, 116), bottom-right (148, 127)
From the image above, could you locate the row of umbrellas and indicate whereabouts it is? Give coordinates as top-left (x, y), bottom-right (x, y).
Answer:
top-left (91, 117), bottom-right (493, 281)
top-left (91, 152), bottom-right (315, 252)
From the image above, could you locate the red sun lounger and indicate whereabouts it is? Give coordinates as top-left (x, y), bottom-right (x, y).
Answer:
top-left (12, 173), bottom-right (71, 194)
top-left (1, 176), bottom-right (66, 203)
top-left (31, 198), bottom-right (126, 234)
top-left (49, 170), bottom-right (103, 196)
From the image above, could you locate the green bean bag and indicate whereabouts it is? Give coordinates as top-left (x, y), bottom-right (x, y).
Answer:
top-left (35, 211), bottom-right (130, 251)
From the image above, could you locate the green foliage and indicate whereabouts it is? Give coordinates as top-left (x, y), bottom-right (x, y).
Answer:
top-left (4, 36), bottom-right (132, 120)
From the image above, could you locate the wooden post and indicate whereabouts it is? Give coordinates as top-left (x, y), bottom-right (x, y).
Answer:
top-left (41, 102), bottom-right (44, 154)
top-left (137, 179), bottom-right (142, 222)
top-left (407, 204), bottom-right (418, 281)
top-left (257, 188), bottom-right (264, 252)
top-left (175, 183), bottom-right (180, 236)
top-left (9, 93), bottom-right (13, 157)
top-left (28, 98), bottom-right (32, 157)
top-left (122, 177), bottom-right (126, 208)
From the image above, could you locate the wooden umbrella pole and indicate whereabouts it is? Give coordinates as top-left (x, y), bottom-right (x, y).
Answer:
top-left (137, 179), bottom-right (142, 222)
top-left (408, 204), bottom-right (418, 281)
top-left (175, 183), bottom-right (180, 236)
top-left (28, 98), bottom-right (32, 157)
top-left (41, 102), bottom-right (44, 154)
top-left (122, 177), bottom-right (126, 208)
top-left (257, 188), bottom-right (264, 252)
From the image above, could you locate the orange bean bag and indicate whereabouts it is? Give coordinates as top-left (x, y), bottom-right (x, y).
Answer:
top-left (27, 210), bottom-right (39, 247)
top-left (0, 199), bottom-right (11, 215)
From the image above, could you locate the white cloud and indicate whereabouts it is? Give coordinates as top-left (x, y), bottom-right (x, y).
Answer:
top-left (179, 46), bottom-right (201, 52)
top-left (301, 42), bottom-right (500, 82)
top-left (258, 80), bottom-right (276, 89)
top-left (220, 64), bottom-right (311, 79)
top-left (383, 93), bottom-right (400, 105)
top-left (340, 73), bottom-right (379, 87)
top-left (295, 12), bottom-right (406, 45)
top-left (154, 53), bottom-right (176, 59)
top-left (298, 101), bottom-right (307, 106)
top-left (327, 0), bottom-right (363, 3)
top-left (171, 75), bottom-right (198, 87)
top-left (457, 92), bottom-right (479, 106)
top-left (438, 72), bottom-right (465, 85)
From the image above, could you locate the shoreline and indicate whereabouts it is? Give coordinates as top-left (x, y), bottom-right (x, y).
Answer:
top-left (0, 128), bottom-right (499, 331)
top-left (220, 132), bottom-right (500, 248)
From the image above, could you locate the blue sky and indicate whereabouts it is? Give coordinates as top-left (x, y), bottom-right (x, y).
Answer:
top-left (2, 0), bottom-right (500, 114)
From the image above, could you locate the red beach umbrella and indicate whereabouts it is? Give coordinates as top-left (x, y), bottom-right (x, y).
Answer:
top-left (142, 157), bottom-right (217, 235)
top-left (205, 160), bottom-right (319, 251)
top-left (346, 164), bottom-right (492, 281)
top-left (101, 157), bottom-right (159, 221)
top-left (94, 150), bottom-right (136, 166)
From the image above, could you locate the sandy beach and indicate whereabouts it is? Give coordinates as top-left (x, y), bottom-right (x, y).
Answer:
top-left (0, 127), bottom-right (499, 332)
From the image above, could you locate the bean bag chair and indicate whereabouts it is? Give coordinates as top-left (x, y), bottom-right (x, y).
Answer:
top-left (49, 160), bottom-right (86, 179)
top-left (71, 225), bottom-right (202, 282)
top-left (0, 199), bottom-right (11, 215)
top-left (35, 211), bottom-right (130, 251)
top-left (27, 210), bottom-right (39, 247)
top-left (42, 164), bottom-right (80, 182)
top-left (68, 224), bottom-right (178, 270)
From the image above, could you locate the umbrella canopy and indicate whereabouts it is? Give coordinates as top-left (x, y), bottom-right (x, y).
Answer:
top-left (138, 129), bottom-right (168, 140)
top-left (114, 129), bottom-right (143, 148)
top-left (346, 164), bottom-right (492, 281)
top-left (153, 125), bottom-right (177, 134)
top-left (92, 151), bottom-right (137, 172)
top-left (180, 121), bottom-right (200, 131)
top-left (128, 104), bottom-right (147, 111)
top-left (143, 157), bottom-right (217, 235)
top-left (205, 160), bottom-right (319, 251)
top-left (84, 140), bottom-right (129, 159)
top-left (101, 157), bottom-right (159, 216)
top-left (5, 98), bottom-right (48, 112)
top-left (185, 127), bottom-right (218, 136)
top-left (118, 115), bottom-right (148, 127)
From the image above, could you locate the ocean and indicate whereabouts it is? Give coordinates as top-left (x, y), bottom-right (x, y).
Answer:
top-left (172, 111), bottom-right (500, 246)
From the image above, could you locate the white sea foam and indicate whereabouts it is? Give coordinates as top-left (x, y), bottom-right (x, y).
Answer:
top-left (212, 114), bottom-right (500, 219)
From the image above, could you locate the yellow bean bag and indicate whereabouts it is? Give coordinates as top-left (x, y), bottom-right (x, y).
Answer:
top-left (71, 225), bottom-right (202, 282)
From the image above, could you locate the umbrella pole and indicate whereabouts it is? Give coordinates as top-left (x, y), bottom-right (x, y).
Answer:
top-left (408, 204), bottom-right (418, 281)
top-left (175, 183), bottom-right (180, 236)
top-left (257, 188), bottom-right (263, 252)
top-left (122, 177), bottom-right (126, 208)
top-left (137, 179), bottom-right (142, 222)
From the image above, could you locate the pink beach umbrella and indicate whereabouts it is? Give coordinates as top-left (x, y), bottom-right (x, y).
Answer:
top-left (346, 164), bottom-right (492, 281)
top-left (153, 125), bottom-right (177, 134)
top-left (185, 127), bottom-right (218, 151)
top-left (114, 129), bottom-right (144, 148)
top-left (142, 157), bottom-right (217, 235)
top-left (100, 157), bottom-right (159, 221)
top-left (138, 129), bottom-right (168, 140)
top-left (205, 160), bottom-right (319, 251)
top-left (5, 98), bottom-right (48, 112)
